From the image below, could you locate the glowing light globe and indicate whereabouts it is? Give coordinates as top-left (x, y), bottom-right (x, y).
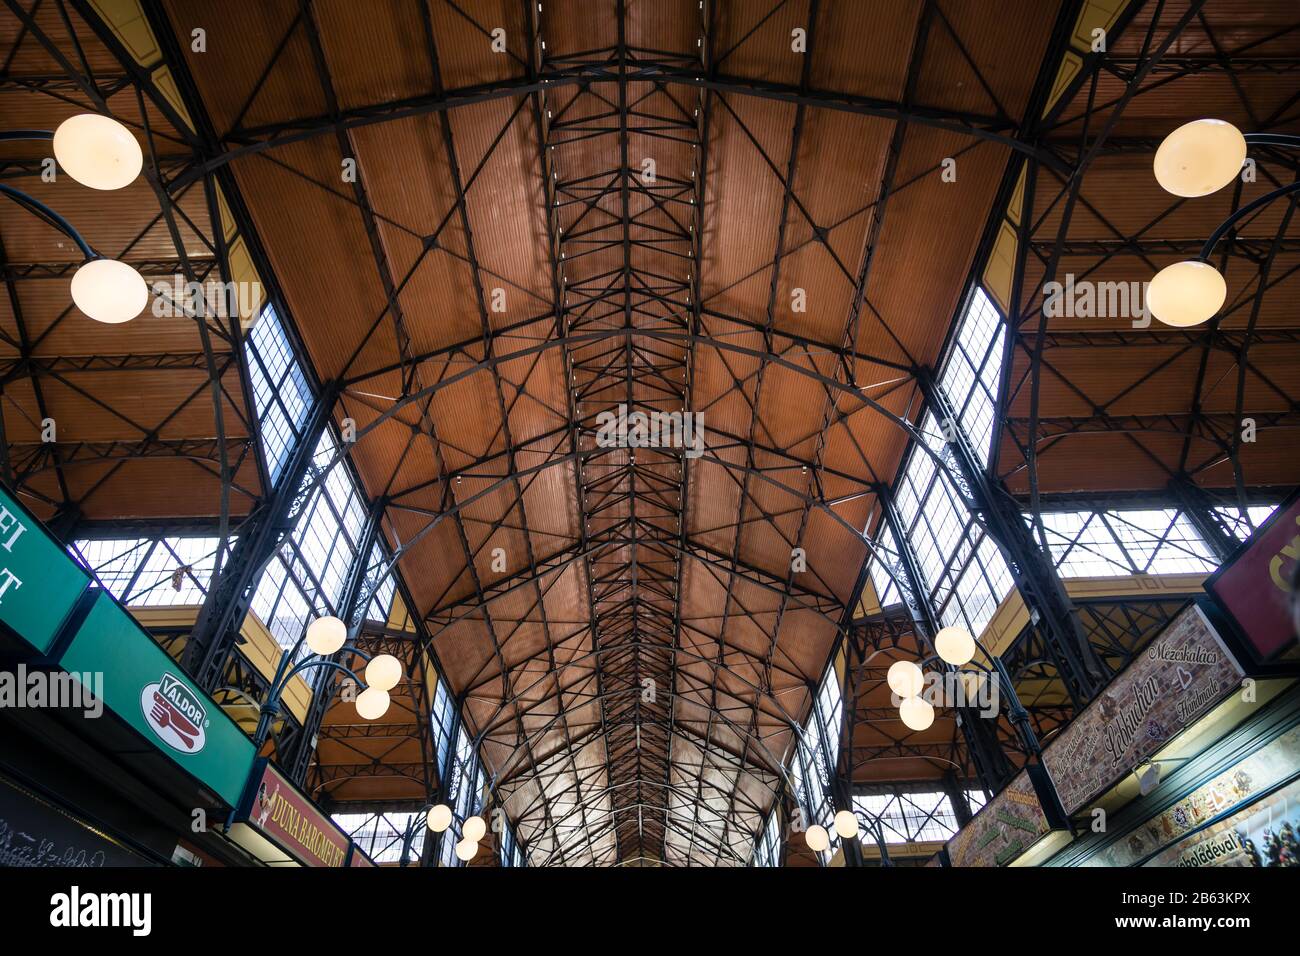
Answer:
top-left (1147, 260), bottom-right (1227, 328)
top-left (305, 615), bottom-right (346, 655)
top-left (886, 659), bottom-right (924, 698)
top-left (1153, 119), bottom-right (1247, 198)
top-left (53, 113), bottom-right (142, 190)
top-left (71, 258), bottom-right (147, 324)
top-left (833, 810), bottom-right (860, 840)
top-left (462, 815), bottom-right (486, 842)
top-left (426, 804), bottom-right (453, 833)
top-left (934, 626), bottom-right (976, 667)
top-left (899, 696), bottom-right (935, 731)
top-left (355, 686), bottom-right (390, 720)
top-left (804, 824), bottom-right (830, 853)
top-left (365, 653), bottom-right (402, 691)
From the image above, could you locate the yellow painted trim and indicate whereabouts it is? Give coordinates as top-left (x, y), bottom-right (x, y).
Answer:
top-left (216, 185), bottom-right (238, 244)
top-left (87, 0), bottom-right (158, 66)
top-left (978, 572), bottom-right (1204, 659)
top-left (225, 235), bottom-right (265, 330)
top-left (84, 1), bottom-right (195, 134)
top-left (855, 577), bottom-right (883, 619)
top-left (1064, 571), bottom-right (1204, 600)
top-left (128, 605), bottom-right (202, 629)
top-left (423, 648), bottom-right (440, 702)
top-left (850, 572), bottom-right (1203, 651)
top-left (979, 589), bottom-right (1031, 659)
top-left (239, 610), bottom-right (311, 724)
top-left (1043, 51), bottom-right (1083, 116)
top-left (1006, 165), bottom-right (1026, 228)
top-left (1041, 0), bottom-right (1134, 116)
top-left (858, 840), bottom-right (945, 860)
top-left (387, 590), bottom-right (417, 634)
top-left (1070, 0), bottom-right (1130, 53)
top-left (149, 65), bottom-right (195, 133)
top-left (982, 219), bottom-right (1018, 314)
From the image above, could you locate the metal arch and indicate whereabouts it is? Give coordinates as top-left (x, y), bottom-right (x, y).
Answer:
top-left (164, 56), bottom-right (1061, 192)
top-left (349, 440), bottom-right (909, 636)
top-left (329, 328), bottom-right (939, 471)
top-left (473, 658), bottom-right (806, 785)
top-left (26, 0), bottom-right (1288, 867)
top-left (525, 781), bottom-right (758, 868)
top-left (492, 718), bottom-right (785, 826)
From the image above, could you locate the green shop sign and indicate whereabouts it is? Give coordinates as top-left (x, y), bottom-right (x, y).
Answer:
top-left (0, 484), bottom-right (89, 655)
top-left (58, 591), bottom-right (255, 807)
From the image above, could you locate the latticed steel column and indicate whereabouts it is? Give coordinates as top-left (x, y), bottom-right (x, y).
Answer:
top-left (942, 769), bottom-right (974, 827)
top-left (181, 384), bottom-right (339, 691)
top-left (1168, 478), bottom-right (1242, 564)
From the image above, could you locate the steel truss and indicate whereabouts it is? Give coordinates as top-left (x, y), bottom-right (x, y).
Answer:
top-left (838, 0), bottom-right (1299, 859)
top-left (1001, 0), bottom-right (1300, 536)
top-left (8, 0), bottom-right (1290, 868)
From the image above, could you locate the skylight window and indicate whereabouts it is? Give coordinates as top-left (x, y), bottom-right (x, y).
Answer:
top-left (1033, 507), bottom-right (1223, 577)
top-left (864, 285), bottom-right (1016, 637)
top-left (244, 305), bottom-right (314, 485)
top-left (937, 286), bottom-right (1006, 468)
top-left (71, 535), bottom-right (232, 607)
top-left (249, 429), bottom-right (369, 658)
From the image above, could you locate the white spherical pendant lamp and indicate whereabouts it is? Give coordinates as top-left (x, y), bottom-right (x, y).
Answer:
top-left (899, 696), bottom-right (935, 732)
top-left (1147, 260), bottom-right (1227, 328)
top-left (833, 809), bottom-right (860, 840)
top-left (462, 815), bottom-right (487, 842)
top-left (305, 615), bottom-right (346, 655)
top-left (355, 686), bottom-right (390, 720)
top-left (53, 113), bottom-right (143, 190)
top-left (1153, 119), bottom-right (1246, 198)
top-left (364, 653), bottom-right (402, 691)
top-left (426, 804), bottom-right (453, 833)
top-left (934, 626), bottom-right (977, 667)
top-left (71, 258), bottom-right (147, 324)
top-left (886, 659), bottom-right (924, 699)
top-left (804, 824), bottom-right (830, 853)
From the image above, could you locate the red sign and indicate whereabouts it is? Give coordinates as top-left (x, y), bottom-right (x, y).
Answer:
top-left (248, 763), bottom-right (349, 867)
top-left (349, 846), bottom-right (376, 867)
top-left (1206, 493), bottom-right (1300, 662)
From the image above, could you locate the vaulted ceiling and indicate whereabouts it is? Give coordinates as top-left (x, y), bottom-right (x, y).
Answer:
top-left (4, 0), bottom-right (1298, 866)
top-left (153, 0), bottom-right (1062, 866)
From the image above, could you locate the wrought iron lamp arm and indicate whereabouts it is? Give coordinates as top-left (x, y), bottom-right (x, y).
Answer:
top-left (275, 646), bottom-right (371, 697)
top-left (252, 640), bottom-right (373, 749)
top-left (1242, 132), bottom-right (1300, 149)
top-left (0, 182), bottom-right (96, 259)
top-left (1198, 179), bottom-right (1300, 262)
top-left (917, 647), bottom-right (1042, 758)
